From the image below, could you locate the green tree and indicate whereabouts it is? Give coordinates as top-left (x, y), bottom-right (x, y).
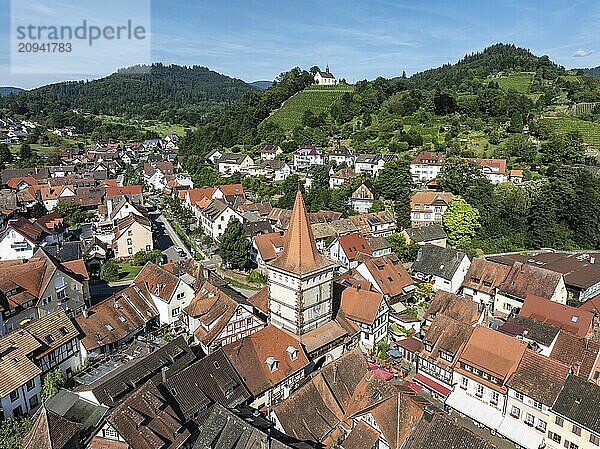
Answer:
top-left (42, 369), bottom-right (65, 400)
top-left (438, 157), bottom-right (489, 196)
top-left (498, 134), bottom-right (536, 163)
top-left (413, 282), bottom-right (434, 303)
top-left (19, 143), bottom-right (32, 160)
top-left (133, 249), bottom-right (163, 266)
top-left (100, 260), bottom-right (120, 282)
top-left (0, 415), bottom-right (33, 449)
top-left (442, 196), bottom-right (481, 248)
top-left (0, 143), bottom-right (12, 164)
top-left (387, 233), bottom-right (420, 263)
top-left (54, 199), bottom-right (86, 226)
top-left (374, 159), bottom-right (412, 228)
top-left (219, 218), bottom-right (249, 269)
top-left (278, 174), bottom-right (304, 209)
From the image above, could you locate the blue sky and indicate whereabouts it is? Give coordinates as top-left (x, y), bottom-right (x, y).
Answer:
top-left (1, 0), bottom-right (600, 89)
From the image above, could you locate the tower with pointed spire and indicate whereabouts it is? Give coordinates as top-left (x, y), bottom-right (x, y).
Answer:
top-left (267, 191), bottom-right (335, 335)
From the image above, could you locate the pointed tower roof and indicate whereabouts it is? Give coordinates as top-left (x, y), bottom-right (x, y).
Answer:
top-left (23, 405), bottom-right (81, 449)
top-left (269, 191), bottom-right (334, 275)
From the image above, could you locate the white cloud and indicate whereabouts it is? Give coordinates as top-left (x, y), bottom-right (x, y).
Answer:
top-left (573, 48), bottom-right (595, 57)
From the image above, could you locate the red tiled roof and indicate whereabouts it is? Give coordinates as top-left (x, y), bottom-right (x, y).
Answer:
top-left (340, 286), bottom-right (384, 325)
top-left (459, 326), bottom-right (527, 380)
top-left (222, 325), bottom-right (310, 396)
top-left (338, 233), bottom-right (372, 260)
top-left (216, 183), bottom-right (244, 196)
top-left (253, 231), bottom-right (285, 262)
top-left (520, 294), bottom-right (593, 337)
top-left (7, 176), bottom-right (38, 189)
top-left (105, 185), bottom-right (143, 196)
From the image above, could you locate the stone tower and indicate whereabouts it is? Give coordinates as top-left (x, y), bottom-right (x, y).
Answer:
top-left (267, 191), bottom-right (335, 335)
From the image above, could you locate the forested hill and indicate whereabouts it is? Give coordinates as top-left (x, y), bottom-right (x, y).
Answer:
top-left (0, 64), bottom-right (254, 123)
top-left (409, 43), bottom-right (565, 89)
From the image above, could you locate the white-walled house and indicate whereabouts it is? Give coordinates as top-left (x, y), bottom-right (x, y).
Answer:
top-left (0, 218), bottom-right (48, 261)
top-left (494, 262), bottom-right (567, 316)
top-left (0, 330), bottom-right (42, 419)
top-left (293, 146), bottom-right (324, 170)
top-left (446, 326), bottom-right (527, 433)
top-left (134, 262), bottom-right (195, 326)
top-left (182, 281), bottom-right (265, 354)
top-left (217, 153), bottom-right (254, 175)
top-left (460, 258), bottom-right (512, 311)
top-left (410, 151), bottom-right (445, 183)
top-left (340, 286), bottom-right (388, 353)
top-left (498, 350), bottom-right (570, 449)
top-left (354, 154), bottom-right (395, 176)
top-left (199, 199), bottom-right (245, 241)
top-left (411, 245), bottom-right (471, 293)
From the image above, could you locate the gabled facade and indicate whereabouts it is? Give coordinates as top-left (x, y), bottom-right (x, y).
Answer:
top-left (447, 326), bottom-right (527, 432)
top-left (410, 151), bottom-right (445, 183)
top-left (411, 244), bottom-right (470, 293)
top-left (112, 215), bottom-right (153, 259)
top-left (217, 153), bottom-right (255, 175)
top-left (410, 191), bottom-right (454, 227)
top-left (199, 199), bottom-right (244, 241)
top-left (339, 286), bottom-right (388, 352)
top-left (133, 262), bottom-right (194, 325)
top-left (293, 146), bottom-right (324, 170)
top-left (182, 280), bottom-right (265, 354)
top-left (350, 181), bottom-right (377, 213)
top-left (354, 154), bottom-right (395, 176)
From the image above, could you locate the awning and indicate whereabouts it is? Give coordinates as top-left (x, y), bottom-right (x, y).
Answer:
top-left (402, 380), bottom-right (422, 394)
top-left (446, 389), bottom-right (503, 430)
top-left (414, 373), bottom-right (451, 397)
top-left (497, 416), bottom-right (544, 449)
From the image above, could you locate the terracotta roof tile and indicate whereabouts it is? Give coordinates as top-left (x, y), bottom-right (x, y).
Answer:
top-left (222, 325), bottom-right (310, 396)
top-left (340, 286), bottom-right (384, 325)
top-left (269, 192), bottom-right (334, 275)
top-left (506, 349), bottom-right (570, 405)
top-left (462, 258), bottom-right (511, 295)
top-left (549, 330), bottom-right (600, 378)
top-left (520, 294), bottom-right (593, 337)
top-left (459, 326), bottom-right (527, 380)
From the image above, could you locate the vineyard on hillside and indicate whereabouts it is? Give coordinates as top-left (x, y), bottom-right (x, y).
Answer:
top-left (266, 84), bottom-right (354, 131)
top-left (542, 117), bottom-right (600, 148)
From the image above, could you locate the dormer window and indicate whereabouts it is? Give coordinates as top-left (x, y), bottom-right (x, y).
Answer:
top-left (266, 356), bottom-right (279, 372)
top-left (286, 346), bottom-right (298, 361)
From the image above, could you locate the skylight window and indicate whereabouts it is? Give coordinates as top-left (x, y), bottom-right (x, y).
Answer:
top-left (105, 324), bottom-right (114, 331)
top-left (44, 335), bottom-right (55, 344)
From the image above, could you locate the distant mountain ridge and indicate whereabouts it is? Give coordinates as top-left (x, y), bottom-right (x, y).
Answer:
top-left (578, 66), bottom-right (600, 77)
top-left (0, 63), bottom-right (254, 123)
top-left (0, 87), bottom-right (24, 97)
top-left (250, 81), bottom-right (273, 90)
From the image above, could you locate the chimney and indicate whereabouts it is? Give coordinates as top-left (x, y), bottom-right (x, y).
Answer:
top-left (591, 257), bottom-right (596, 264)
top-left (161, 366), bottom-right (168, 383)
top-left (82, 309), bottom-right (89, 318)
